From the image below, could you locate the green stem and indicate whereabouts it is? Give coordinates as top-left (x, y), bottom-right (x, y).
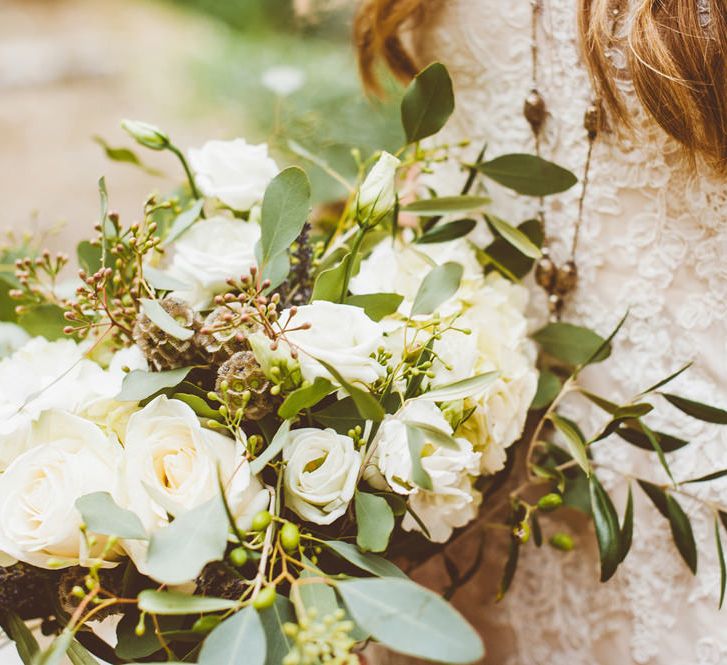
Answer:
top-left (338, 227), bottom-right (367, 303)
top-left (169, 145), bottom-right (205, 216)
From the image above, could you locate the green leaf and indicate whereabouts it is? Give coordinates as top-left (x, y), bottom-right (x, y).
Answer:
top-left (422, 371), bottom-right (499, 402)
top-left (338, 578), bottom-right (484, 663)
top-left (138, 590), bottom-right (238, 615)
top-left (638, 363), bottom-right (693, 396)
top-left (496, 538), bottom-right (520, 601)
top-left (666, 494), bottom-right (698, 574)
top-left (532, 322), bottom-right (611, 366)
top-left (75, 492), bottom-right (147, 540)
top-left (637, 480), bottom-right (669, 519)
top-left (681, 469), bottom-right (727, 484)
top-left (550, 414), bottom-right (590, 475)
top-left (259, 597), bottom-right (295, 665)
top-left (259, 166), bottom-right (311, 278)
top-left (715, 517), bottom-right (726, 609)
top-left (616, 424), bottom-right (689, 453)
top-left (250, 420), bottom-right (291, 475)
top-left (580, 390), bottom-right (619, 414)
top-left (298, 562), bottom-right (338, 620)
top-left (139, 298), bottom-right (194, 341)
top-left (312, 397), bottom-right (363, 434)
top-left (402, 420), bottom-right (459, 450)
top-left (405, 425), bottom-right (433, 490)
top-left (485, 215), bottom-right (541, 259)
top-left (476, 153), bottom-right (578, 197)
top-left (637, 420), bottom-right (675, 485)
top-left (76, 241), bottom-right (103, 275)
top-left (415, 219), bottom-right (477, 245)
top-left (345, 293), bottom-right (404, 321)
top-left (116, 367), bottom-right (192, 402)
top-left (93, 136), bottom-right (162, 175)
top-left (0, 610), bottom-right (39, 665)
top-left (17, 304), bottom-right (67, 341)
top-left (278, 378), bottom-right (333, 420)
top-left (531, 370), bottom-right (561, 409)
top-left (33, 630), bottom-right (73, 665)
top-left (661, 393), bottom-right (727, 425)
top-left (410, 262), bottom-right (463, 317)
top-left (115, 612), bottom-right (182, 659)
top-left (163, 200), bottom-right (205, 246)
top-left (483, 218), bottom-right (543, 280)
top-left (355, 491), bottom-right (395, 552)
top-left (612, 403), bottom-right (653, 419)
top-left (67, 639), bottom-right (100, 665)
top-left (314, 358), bottom-right (384, 422)
top-left (198, 607), bottom-right (266, 665)
top-left (589, 475), bottom-right (621, 582)
top-left (404, 197), bottom-right (489, 216)
top-left (400, 62), bottom-right (455, 143)
top-left (144, 267), bottom-right (189, 292)
top-left (311, 251), bottom-right (358, 303)
top-left (323, 540), bottom-right (407, 578)
top-left (173, 393), bottom-right (221, 420)
top-left (619, 485), bottom-right (634, 563)
top-left (145, 495), bottom-right (228, 585)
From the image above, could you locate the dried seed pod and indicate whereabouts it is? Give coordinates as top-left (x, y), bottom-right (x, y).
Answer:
top-left (195, 302), bottom-right (261, 364)
top-left (215, 351), bottom-right (275, 421)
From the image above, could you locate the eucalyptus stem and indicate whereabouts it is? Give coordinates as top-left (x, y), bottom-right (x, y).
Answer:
top-left (168, 145), bottom-right (204, 213)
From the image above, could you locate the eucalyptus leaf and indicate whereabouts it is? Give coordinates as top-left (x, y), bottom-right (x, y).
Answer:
top-left (163, 199), bottom-right (205, 246)
top-left (17, 304), bottom-right (67, 341)
top-left (75, 492), bottom-right (147, 540)
top-left (173, 393), bottom-right (221, 420)
top-left (400, 62), bottom-right (455, 143)
top-left (550, 414), bottom-right (590, 475)
top-left (278, 378), bottom-right (333, 420)
top-left (338, 578), bottom-right (484, 663)
top-left (667, 494), bottom-right (698, 574)
top-left (145, 495), bottom-right (228, 585)
top-left (140, 298), bottom-right (194, 341)
top-left (421, 371), bottom-right (499, 402)
top-left (589, 475), bottom-right (622, 582)
top-left (116, 367), bottom-right (192, 401)
top-left (260, 597), bottom-right (295, 665)
top-left (323, 540), bottom-right (407, 578)
top-left (532, 322), bottom-right (610, 366)
top-left (144, 267), bottom-right (190, 292)
top-left (410, 262), bottom-right (463, 317)
top-left (76, 241), bottom-right (103, 275)
top-left (138, 590), bottom-right (238, 615)
top-left (251, 420), bottom-right (292, 475)
top-left (0, 610), bottom-right (39, 665)
top-left (67, 639), bottom-right (100, 665)
top-left (115, 612), bottom-right (182, 659)
top-left (299, 563), bottom-right (339, 620)
top-left (485, 215), bottom-right (541, 259)
top-left (198, 607), bottom-right (266, 665)
top-left (661, 393), bottom-right (727, 425)
top-left (531, 369), bottom-right (561, 409)
top-left (405, 425), bottom-right (433, 490)
top-left (345, 293), bottom-right (404, 321)
top-left (404, 196), bottom-right (489, 216)
top-left (355, 491), bottom-right (395, 552)
top-left (314, 358), bottom-right (384, 422)
top-left (476, 153), bottom-right (578, 197)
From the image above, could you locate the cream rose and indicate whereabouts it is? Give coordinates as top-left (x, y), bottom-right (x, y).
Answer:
top-left (121, 396), bottom-right (268, 569)
top-left (356, 151), bottom-right (400, 224)
top-left (280, 301), bottom-right (386, 386)
top-left (188, 139), bottom-right (279, 211)
top-left (283, 428), bottom-right (361, 525)
top-left (167, 215), bottom-right (261, 308)
top-left (0, 410), bottom-right (123, 568)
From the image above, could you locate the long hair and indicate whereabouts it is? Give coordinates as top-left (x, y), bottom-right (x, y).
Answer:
top-left (353, 0), bottom-right (727, 171)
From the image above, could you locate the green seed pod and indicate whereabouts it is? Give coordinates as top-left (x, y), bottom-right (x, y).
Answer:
top-left (253, 585), bottom-right (277, 610)
top-left (251, 510), bottom-right (272, 532)
top-left (229, 547), bottom-right (248, 567)
top-left (537, 493), bottom-right (564, 512)
top-left (192, 615), bottom-right (222, 633)
top-left (549, 533), bottom-right (575, 551)
top-left (280, 522), bottom-right (300, 551)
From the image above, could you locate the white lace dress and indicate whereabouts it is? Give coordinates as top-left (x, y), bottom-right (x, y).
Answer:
top-left (377, 1), bottom-right (727, 664)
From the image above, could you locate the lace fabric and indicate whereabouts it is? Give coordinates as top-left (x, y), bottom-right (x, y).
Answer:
top-left (383, 1), bottom-right (727, 663)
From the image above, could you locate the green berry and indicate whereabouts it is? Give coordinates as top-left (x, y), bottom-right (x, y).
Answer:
top-left (512, 521), bottom-right (531, 544)
top-left (251, 510), bottom-right (272, 531)
top-left (192, 615), bottom-right (222, 633)
top-left (253, 585), bottom-right (277, 610)
top-left (549, 533), bottom-right (574, 551)
top-left (280, 522), bottom-right (300, 551)
top-left (229, 547), bottom-right (248, 567)
top-left (537, 493), bottom-right (564, 512)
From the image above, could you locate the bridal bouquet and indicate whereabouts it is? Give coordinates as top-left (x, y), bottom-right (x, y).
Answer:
top-left (2, 63), bottom-right (726, 665)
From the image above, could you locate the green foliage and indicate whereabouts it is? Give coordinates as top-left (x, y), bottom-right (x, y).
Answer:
top-left (75, 492), bottom-right (147, 540)
top-left (415, 219), bottom-right (477, 245)
top-left (251, 420), bottom-right (292, 475)
top-left (531, 369), bottom-right (561, 409)
top-left (116, 367), bottom-right (192, 402)
top-left (140, 298), bottom-right (195, 341)
top-left (278, 378), bottom-right (333, 419)
top-left (661, 393), bottom-right (727, 424)
top-left (323, 540), bottom-right (407, 578)
top-left (400, 63), bottom-right (455, 143)
top-left (589, 475), bottom-right (621, 582)
top-left (17, 304), bottom-right (67, 340)
top-left (355, 491), bottom-right (395, 552)
top-left (532, 322), bottom-right (611, 367)
top-left (198, 607), bottom-right (266, 665)
top-left (138, 590), bottom-right (238, 615)
top-left (0, 611), bottom-right (39, 665)
top-left (410, 262), bottom-right (463, 317)
top-left (344, 293), bottom-right (403, 321)
top-left (476, 153), bottom-right (578, 197)
top-left (403, 196), bottom-right (490, 216)
top-left (314, 358), bottom-right (384, 421)
top-left (485, 215), bottom-right (541, 259)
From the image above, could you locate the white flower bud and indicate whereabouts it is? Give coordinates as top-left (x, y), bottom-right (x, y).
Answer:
top-left (121, 119), bottom-right (170, 151)
top-left (356, 151), bottom-right (400, 225)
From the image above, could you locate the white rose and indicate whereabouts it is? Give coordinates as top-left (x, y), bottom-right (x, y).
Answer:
top-left (0, 410), bottom-right (123, 568)
top-left (0, 322), bottom-right (29, 358)
top-left (167, 215), bottom-right (261, 308)
top-left (121, 396), bottom-right (268, 570)
top-left (0, 338), bottom-right (116, 471)
top-left (349, 235), bottom-right (483, 317)
top-left (357, 151), bottom-right (400, 224)
top-left (188, 139), bottom-right (279, 211)
top-left (283, 428), bottom-right (361, 525)
top-left (280, 302), bottom-right (386, 386)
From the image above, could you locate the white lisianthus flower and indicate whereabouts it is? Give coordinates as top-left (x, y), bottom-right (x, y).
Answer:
top-left (0, 338), bottom-right (117, 471)
top-left (121, 396), bottom-right (268, 570)
top-left (357, 151), bottom-right (400, 224)
top-left (349, 234), bottom-right (483, 317)
top-left (167, 215), bottom-right (261, 308)
top-left (283, 428), bottom-right (361, 525)
top-left (188, 139), bottom-right (279, 211)
top-left (280, 302), bottom-right (386, 386)
top-left (0, 410), bottom-right (123, 568)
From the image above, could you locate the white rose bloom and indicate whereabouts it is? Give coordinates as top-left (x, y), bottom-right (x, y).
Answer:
top-left (349, 235), bottom-right (483, 317)
top-left (283, 428), bottom-right (361, 525)
top-left (121, 396), bottom-right (268, 570)
top-left (188, 139), bottom-right (279, 211)
top-left (0, 338), bottom-right (116, 471)
top-left (0, 322), bottom-right (29, 358)
top-left (167, 215), bottom-right (261, 308)
top-left (280, 302), bottom-right (385, 386)
top-left (357, 151), bottom-right (400, 223)
top-left (0, 410), bottom-right (123, 568)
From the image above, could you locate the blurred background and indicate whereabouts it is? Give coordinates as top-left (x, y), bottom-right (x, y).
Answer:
top-left (0, 0), bottom-right (403, 256)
